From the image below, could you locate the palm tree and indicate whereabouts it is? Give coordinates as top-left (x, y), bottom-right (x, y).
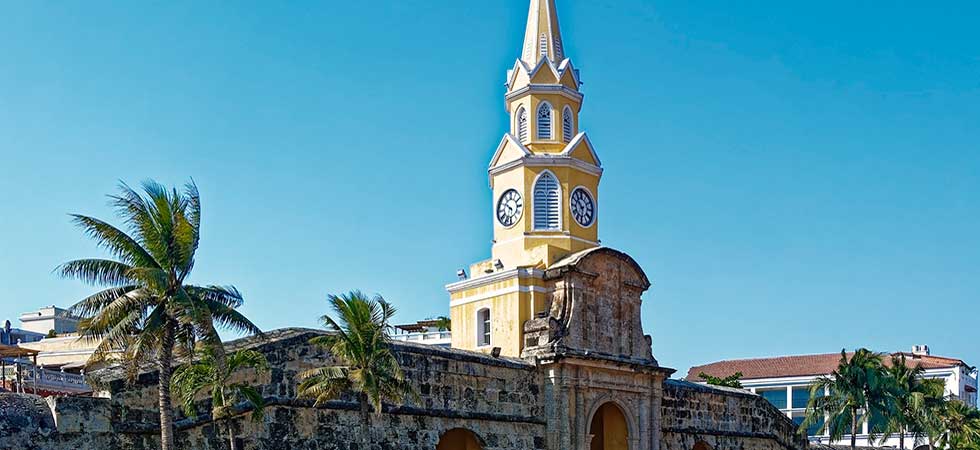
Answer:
top-left (932, 399), bottom-right (980, 450)
top-left (881, 355), bottom-right (948, 449)
top-left (172, 346), bottom-right (269, 450)
top-left (60, 181), bottom-right (261, 450)
top-left (297, 291), bottom-right (417, 443)
top-left (800, 349), bottom-right (893, 450)
top-left (428, 315), bottom-right (451, 332)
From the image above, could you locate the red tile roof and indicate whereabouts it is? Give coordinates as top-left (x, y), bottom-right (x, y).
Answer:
top-left (686, 352), bottom-right (970, 381)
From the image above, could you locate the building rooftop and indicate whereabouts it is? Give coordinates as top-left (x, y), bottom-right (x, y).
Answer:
top-left (687, 349), bottom-right (971, 381)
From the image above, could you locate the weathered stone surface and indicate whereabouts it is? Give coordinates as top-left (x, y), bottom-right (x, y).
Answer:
top-left (0, 251), bottom-right (807, 450)
top-left (661, 380), bottom-right (808, 450)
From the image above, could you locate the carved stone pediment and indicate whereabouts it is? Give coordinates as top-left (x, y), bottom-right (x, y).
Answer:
top-left (522, 247), bottom-right (658, 367)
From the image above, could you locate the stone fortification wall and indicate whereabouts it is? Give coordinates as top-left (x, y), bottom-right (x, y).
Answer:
top-left (1, 328), bottom-right (547, 450)
top-left (0, 329), bottom-right (810, 450)
top-left (661, 380), bottom-right (808, 450)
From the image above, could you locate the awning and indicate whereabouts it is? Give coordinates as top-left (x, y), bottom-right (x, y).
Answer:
top-left (0, 344), bottom-right (40, 358)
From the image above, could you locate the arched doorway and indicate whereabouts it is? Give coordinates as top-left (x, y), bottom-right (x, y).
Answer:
top-left (589, 402), bottom-right (629, 450)
top-left (693, 442), bottom-right (713, 450)
top-left (436, 428), bottom-right (483, 450)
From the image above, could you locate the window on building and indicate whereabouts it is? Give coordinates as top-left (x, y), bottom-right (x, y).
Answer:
top-left (540, 34), bottom-right (548, 59)
top-left (476, 308), bottom-right (491, 347)
top-left (533, 171), bottom-right (560, 230)
top-left (516, 107), bottom-right (529, 143)
top-left (562, 106), bottom-right (574, 143)
top-left (758, 388), bottom-right (787, 409)
top-left (792, 386), bottom-right (812, 409)
top-left (792, 412), bottom-right (824, 437)
top-left (537, 102), bottom-right (552, 140)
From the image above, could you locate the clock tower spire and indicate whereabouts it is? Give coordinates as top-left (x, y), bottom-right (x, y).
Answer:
top-left (448, 0), bottom-right (604, 356)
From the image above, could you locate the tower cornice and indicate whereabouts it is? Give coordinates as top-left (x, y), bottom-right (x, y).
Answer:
top-left (488, 155), bottom-right (603, 189)
top-left (505, 85), bottom-right (583, 109)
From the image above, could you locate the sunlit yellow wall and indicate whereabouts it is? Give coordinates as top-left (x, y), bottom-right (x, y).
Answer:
top-left (448, 272), bottom-right (548, 356)
top-left (507, 93), bottom-right (580, 151)
top-left (589, 403), bottom-right (629, 450)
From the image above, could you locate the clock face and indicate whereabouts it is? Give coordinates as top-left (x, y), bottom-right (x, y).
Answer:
top-left (496, 189), bottom-right (523, 227)
top-left (570, 187), bottom-right (595, 227)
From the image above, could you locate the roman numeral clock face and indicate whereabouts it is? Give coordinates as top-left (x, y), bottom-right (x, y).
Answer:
top-left (496, 189), bottom-right (523, 227)
top-left (571, 187), bottom-right (595, 227)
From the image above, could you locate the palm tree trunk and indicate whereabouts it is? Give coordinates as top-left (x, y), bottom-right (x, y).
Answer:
top-left (227, 419), bottom-right (238, 450)
top-left (899, 427), bottom-right (905, 449)
top-left (359, 393), bottom-right (370, 445)
top-left (158, 322), bottom-right (177, 450)
top-left (851, 408), bottom-right (858, 450)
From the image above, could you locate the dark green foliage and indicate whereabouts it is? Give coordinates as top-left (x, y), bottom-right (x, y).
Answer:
top-left (698, 371), bottom-right (744, 389)
top-left (60, 180), bottom-right (261, 450)
top-left (297, 291), bottom-right (418, 416)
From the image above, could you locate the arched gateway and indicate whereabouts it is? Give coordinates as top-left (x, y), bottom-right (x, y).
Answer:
top-left (436, 428), bottom-right (483, 450)
top-left (589, 402), bottom-right (630, 450)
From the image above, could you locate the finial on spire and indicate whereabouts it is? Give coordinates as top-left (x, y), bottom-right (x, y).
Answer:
top-left (521, 0), bottom-right (565, 66)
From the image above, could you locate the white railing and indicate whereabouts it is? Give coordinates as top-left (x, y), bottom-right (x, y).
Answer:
top-left (1, 365), bottom-right (89, 392)
top-left (391, 331), bottom-right (451, 343)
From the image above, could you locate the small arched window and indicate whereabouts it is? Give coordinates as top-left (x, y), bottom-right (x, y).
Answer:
top-left (476, 308), bottom-right (491, 347)
top-left (537, 102), bottom-right (552, 140)
top-left (516, 107), bottom-right (529, 143)
top-left (533, 171), bottom-right (561, 230)
top-left (539, 34), bottom-right (549, 60)
top-left (562, 106), bottom-right (574, 143)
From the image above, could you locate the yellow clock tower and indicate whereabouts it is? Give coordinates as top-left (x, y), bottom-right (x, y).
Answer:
top-left (447, 0), bottom-right (603, 356)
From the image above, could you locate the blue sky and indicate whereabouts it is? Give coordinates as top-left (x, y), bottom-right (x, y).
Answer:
top-left (1, 0), bottom-right (978, 376)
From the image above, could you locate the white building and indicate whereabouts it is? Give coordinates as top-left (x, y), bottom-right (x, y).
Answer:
top-left (18, 306), bottom-right (81, 336)
top-left (1, 307), bottom-right (92, 396)
top-left (390, 320), bottom-right (451, 348)
top-left (688, 346), bottom-right (978, 449)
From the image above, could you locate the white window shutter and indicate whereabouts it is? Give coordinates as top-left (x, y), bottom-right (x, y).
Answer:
top-left (562, 107), bottom-right (574, 143)
top-left (537, 103), bottom-right (552, 140)
top-left (533, 172), bottom-right (561, 230)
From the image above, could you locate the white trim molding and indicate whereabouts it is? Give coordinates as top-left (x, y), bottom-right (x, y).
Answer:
top-left (560, 132), bottom-right (602, 166)
top-left (489, 154), bottom-right (602, 188)
top-left (450, 285), bottom-right (552, 308)
top-left (492, 233), bottom-right (600, 248)
top-left (505, 84), bottom-right (584, 106)
top-left (445, 267), bottom-right (545, 293)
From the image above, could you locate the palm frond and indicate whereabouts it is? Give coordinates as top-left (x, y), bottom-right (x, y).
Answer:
top-left (68, 286), bottom-right (138, 318)
top-left (57, 259), bottom-right (135, 287)
top-left (68, 214), bottom-right (158, 269)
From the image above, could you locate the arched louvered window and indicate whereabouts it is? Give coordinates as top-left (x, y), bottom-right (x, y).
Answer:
top-left (476, 308), bottom-right (491, 347)
top-left (562, 106), bottom-right (574, 143)
top-left (533, 171), bottom-right (561, 230)
top-left (540, 34), bottom-right (549, 60)
top-left (516, 107), bottom-right (528, 143)
top-left (537, 102), bottom-right (552, 140)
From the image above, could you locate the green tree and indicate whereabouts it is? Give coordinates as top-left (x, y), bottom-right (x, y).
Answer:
top-left (800, 349), bottom-right (893, 450)
top-left (61, 181), bottom-right (261, 450)
top-left (172, 347), bottom-right (270, 450)
top-left (931, 399), bottom-right (980, 450)
top-left (697, 371), bottom-right (744, 389)
top-left (297, 291), bottom-right (418, 442)
top-left (881, 355), bottom-right (948, 449)
top-left (428, 315), bottom-right (451, 332)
